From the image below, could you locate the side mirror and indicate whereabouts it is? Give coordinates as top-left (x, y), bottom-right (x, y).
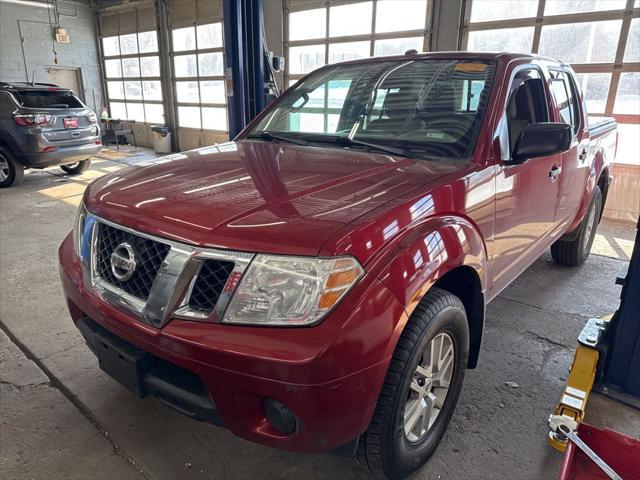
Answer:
top-left (510, 122), bottom-right (572, 163)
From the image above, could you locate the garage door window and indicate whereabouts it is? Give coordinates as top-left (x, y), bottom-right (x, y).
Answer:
top-left (102, 31), bottom-right (164, 124)
top-left (172, 23), bottom-right (228, 133)
top-left (465, 0), bottom-right (639, 155)
top-left (284, 0), bottom-right (431, 88)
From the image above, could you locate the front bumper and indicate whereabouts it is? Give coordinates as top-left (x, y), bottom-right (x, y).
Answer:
top-left (23, 142), bottom-right (102, 168)
top-left (59, 233), bottom-right (406, 452)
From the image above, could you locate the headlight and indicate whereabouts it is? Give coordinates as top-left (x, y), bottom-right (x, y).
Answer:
top-left (73, 202), bottom-right (87, 259)
top-left (222, 255), bottom-right (364, 326)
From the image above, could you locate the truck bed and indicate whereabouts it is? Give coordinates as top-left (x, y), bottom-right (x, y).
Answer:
top-left (588, 116), bottom-right (617, 137)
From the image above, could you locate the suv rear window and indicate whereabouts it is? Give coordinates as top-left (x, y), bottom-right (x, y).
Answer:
top-left (16, 90), bottom-right (84, 109)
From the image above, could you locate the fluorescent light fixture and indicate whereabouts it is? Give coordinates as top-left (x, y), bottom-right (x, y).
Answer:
top-left (0, 0), bottom-right (54, 8)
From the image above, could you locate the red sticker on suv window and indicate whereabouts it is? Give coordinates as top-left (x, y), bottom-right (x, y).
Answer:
top-left (64, 118), bottom-right (78, 129)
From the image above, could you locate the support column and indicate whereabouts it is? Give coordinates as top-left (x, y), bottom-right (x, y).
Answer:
top-left (430, 0), bottom-right (466, 52)
top-left (155, 0), bottom-right (178, 151)
top-left (223, 0), bottom-right (266, 138)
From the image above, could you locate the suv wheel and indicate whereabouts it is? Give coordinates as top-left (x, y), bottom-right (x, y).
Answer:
top-left (357, 287), bottom-right (469, 479)
top-left (550, 185), bottom-right (602, 266)
top-left (0, 147), bottom-right (24, 188)
top-left (61, 159), bottom-right (91, 175)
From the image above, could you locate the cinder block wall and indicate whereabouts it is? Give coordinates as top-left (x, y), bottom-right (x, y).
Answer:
top-left (0, 1), bottom-right (103, 113)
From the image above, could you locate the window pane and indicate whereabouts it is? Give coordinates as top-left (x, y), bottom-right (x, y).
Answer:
top-left (107, 81), bottom-right (125, 100)
top-left (140, 56), bottom-right (160, 77)
top-left (545, 0), bottom-right (626, 15)
top-left (126, 102), bottom-right (145, 122)
top-left (550, 79), bottom-right (572, 125)
top-left (470, 0), bottom-right (538, 22)
top-left (176, 81), bottom-right (200, 103)
top-left (375, 0), bottom-right (426, 33)
top-left (289, 45), bottom-right (325, 74)
top-left (105, 59), bottom-right (122, 78)
top-left (142, 80), bottom-right (162, 101)
top-left (539, 21), bottom-right (622, 63)
top-left (467, 27), bottom-right (534, 52)
top-left (178, 106), bottom-right (201, 128)
top-left (329, 41), bottom-right (370, 64)
top-left (198, 52), bottom-right (224, 76)
top-left (173, 26), bottom-right (196, 52)
top-left (329, 2), bottom-right (372, 37)
top-left (614, 72), bottom-right (640, 114)
top-left (119, 33), bottom-right (138, 55)
top-left (122, 58), bottom-right (140, 77)
top-left (144, 103), bottom-right (164, 124)
top-left (289, 8), bottom-right (326, 40)
top-left (138, 31), bottom-right (158, 53)
top-left (202, 107), bottom-right (227, 130)
top-left (625, 18), bottom-right (640, 63)
top-left (197, 23), bottom-right (223, 49)
top-left (574, 73), bottom-right (611, 114)
top-left (103, 36), bottom-right (120, 56)
top-left (374, 37), bottom-right (423, 56)
top-left (124, 81), bottom-right (142, 100)
top-left (174, 55), bottom-right (197, 77)
top-left (616, 124), bottom-right (640, 165)
top-left (200, 80), bottom-right (226, 104)
top-left (109, 102), bottom-right (127, 119)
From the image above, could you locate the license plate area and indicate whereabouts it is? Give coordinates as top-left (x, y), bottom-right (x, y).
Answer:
top-left (78, 319), bottom-right (154, 397)
top-left (64, 117), bottom-right (78, 129)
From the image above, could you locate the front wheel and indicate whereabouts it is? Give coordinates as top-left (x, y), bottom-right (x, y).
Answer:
top-left (551, 185), bottom-right (602, 266)
top-left (61, 159), bottom-right (91, 175)
top-left (357, 287), bottom-right (469, 479)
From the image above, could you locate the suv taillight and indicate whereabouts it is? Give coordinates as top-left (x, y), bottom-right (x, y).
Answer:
top-left (13, 114), bottom-right (52, 126)
top-left (86, 112), bottom-right (97, 123)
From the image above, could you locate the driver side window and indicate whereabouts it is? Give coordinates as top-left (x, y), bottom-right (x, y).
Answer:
top-left (507, 69), bottom-right (549, 157)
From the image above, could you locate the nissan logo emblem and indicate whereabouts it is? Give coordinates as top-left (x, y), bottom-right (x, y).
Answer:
top-left (110, 242), bottom-right (137, 281)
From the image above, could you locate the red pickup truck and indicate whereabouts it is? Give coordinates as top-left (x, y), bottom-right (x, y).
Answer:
top-left (59, 52), bottom-right (616, 479)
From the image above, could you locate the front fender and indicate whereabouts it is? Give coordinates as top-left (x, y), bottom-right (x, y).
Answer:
top-left (366, 215), bottom-right (487, 357)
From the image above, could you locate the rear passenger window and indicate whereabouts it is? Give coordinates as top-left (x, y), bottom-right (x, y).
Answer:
top-left (550, 70), bottom-right (580, 136)
top-left (0, 92), bottom-right (15, 111)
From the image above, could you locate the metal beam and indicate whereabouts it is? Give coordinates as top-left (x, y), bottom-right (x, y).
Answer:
top-left (223, 0), bottom-right (266, 138)
top-left (155, 0), bottom-right (178, 151)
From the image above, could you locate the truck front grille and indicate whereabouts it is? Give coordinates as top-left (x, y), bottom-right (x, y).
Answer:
top-left (188, 260), bottom-right (235, 313)
top-left (96, 223), bottom-right (171, 300)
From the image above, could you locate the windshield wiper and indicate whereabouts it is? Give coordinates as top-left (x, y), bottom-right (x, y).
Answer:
top-left (247, 131), bottom-right (308, 146)
top-left (329, 136), bottom-right (409, 158)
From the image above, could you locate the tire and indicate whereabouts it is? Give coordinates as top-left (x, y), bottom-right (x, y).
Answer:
top-left (550, 185), bottom-right (602, 266)
top-left (61, 159), bottom-right (91, 175)
top-left (357, 287), bottom-right (469, 480)
top-left (0, 146), bottom-right (24, 188)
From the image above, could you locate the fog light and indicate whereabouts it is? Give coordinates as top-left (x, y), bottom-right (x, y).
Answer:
top-left (264, 398), bottom-right (297, 435)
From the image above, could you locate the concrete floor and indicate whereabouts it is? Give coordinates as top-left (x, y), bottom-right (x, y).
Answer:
top-left (1, 148), bottom-right (638, 480)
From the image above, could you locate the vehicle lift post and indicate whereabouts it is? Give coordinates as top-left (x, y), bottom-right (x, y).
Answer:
top-left (549, 217), bottom-right (640, 451)
top-left (223, 0), bottom-right (267, 139)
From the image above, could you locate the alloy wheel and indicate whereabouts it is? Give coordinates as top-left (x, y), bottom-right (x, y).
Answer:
top-left (0, 154), bottom-right (9, 182)
top-left (583, 201), bottom-right (598, 252)
top-left (403, 332), bottom-right (455, 443)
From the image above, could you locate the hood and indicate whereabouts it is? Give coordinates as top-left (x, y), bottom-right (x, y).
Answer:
top-left (86, 141), bottom-right (463, 256)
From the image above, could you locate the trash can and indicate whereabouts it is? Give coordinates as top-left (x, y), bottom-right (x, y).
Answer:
top-left (150, 125), bottom-right (171, 154)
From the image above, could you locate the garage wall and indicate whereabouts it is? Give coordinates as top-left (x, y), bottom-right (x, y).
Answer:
top-left (0, 0), bottom-right (103, 113)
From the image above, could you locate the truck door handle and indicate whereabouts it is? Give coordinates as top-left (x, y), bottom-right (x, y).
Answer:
top-left (549, 166), bottom-right (562, 182)
top-left (579, 149), bottom-right (588, 161)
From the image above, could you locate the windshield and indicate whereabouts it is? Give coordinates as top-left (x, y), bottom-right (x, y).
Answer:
top-left (16, 90), bottom-right (84, 109)
top-left (248, 59), bottom-right (496, 160)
